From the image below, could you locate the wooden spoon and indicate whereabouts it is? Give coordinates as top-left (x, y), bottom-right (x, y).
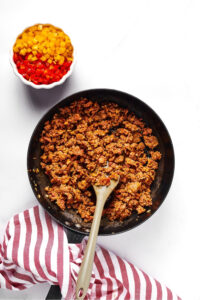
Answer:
top-left (75, 178), bottom-right (120, 300)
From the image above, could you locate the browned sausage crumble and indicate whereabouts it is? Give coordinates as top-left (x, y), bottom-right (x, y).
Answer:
top-left (40, 98), bottom-right (161, 222)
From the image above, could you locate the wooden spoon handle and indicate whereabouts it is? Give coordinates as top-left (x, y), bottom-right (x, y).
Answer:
top-left (75, 196), bottom-right (105, 300)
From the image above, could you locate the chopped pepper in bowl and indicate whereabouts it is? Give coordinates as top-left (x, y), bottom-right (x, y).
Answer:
top-left (11, 24), bottom-right (75, 88)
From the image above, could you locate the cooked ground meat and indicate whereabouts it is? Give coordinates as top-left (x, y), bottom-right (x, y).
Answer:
top-left (40, 98), bottom-right (161, 222)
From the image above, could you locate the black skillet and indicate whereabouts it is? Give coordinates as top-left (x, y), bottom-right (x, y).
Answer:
top-left (27, 88), bottom-right (175, 238)
top-left (27, 89), bottom-right (174, 299)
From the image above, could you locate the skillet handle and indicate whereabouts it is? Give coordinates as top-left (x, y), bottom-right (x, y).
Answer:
top-left (66, 228), bottom-right (85, 244)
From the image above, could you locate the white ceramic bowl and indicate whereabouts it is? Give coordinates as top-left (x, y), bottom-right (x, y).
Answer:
top-left (10, 24), bottom-right (76, 89)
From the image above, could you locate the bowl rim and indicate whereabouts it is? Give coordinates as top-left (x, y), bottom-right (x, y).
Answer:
top-left (10, 22), bottom-right (76, 89)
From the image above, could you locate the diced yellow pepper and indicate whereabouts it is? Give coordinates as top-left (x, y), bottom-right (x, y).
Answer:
top-left (19, 49), bottom-right (26, 56)
top-left (13, 24), bottom-right (73, 65)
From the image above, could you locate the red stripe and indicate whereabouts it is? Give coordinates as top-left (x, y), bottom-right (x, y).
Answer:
top-left (117, 256), bottom-right (130, 299)
top-left (88, 277), bottom-right (95, 299)
top-left (57, 225), bottom-right (64, 289)
top-left (101, 248), bottom-right (118, 300)
top-left (65, 271), bottom-right (73, 300)
top-left (65, 238), bottom-right (74, 299)
top-left (72, 268), bottom-right (78, 278)
top-left (75, 244), bottom-right (82, 260)
top-left (0, 245), bottom-right (4, 264)
top-left (5, 223), bottom-right (11, 240)
top-left (71, 268), bottom-right (79, 298)
top-left (140, 271), bottom-right (152, 300)
top-left (12, 215), bottom-right (20, 265)
top-left (5, 221), bottom-right (11, 245)
top-left (68, 244), bottom-right (77, 296)
top-left (0, 270), bottom-right (12, 289)
top-left (23, 210), bottom-right (32, 272)
top-left (33, 206), bottom-right (49, 281)
top-left (69, 244), bottom-right (79, 294)
top-left (69, 248), bottom-right (73, 262)
top-left (97, 249), bottom-right (115, 299)
top-left (45, 212), bottom-right (56, 278)
top-left (155, 280), bottom-right (162, 300)
top-left (23, 210), bottom-right (45, 284)
top-left (3, 262), bottom-right (14, 267)
top-left (2, 223), bottom-right (11, 261)
top-left (107, 254), bottom-right (124, 299)
top-left (2, 238), bottom-right (6, 258)
top-left (166, 287), bottom-right (173, 300)
top-left (93, 252), bottom-right (103, 298)
top-left (130, 264), bottom-right (141, 299)
top-left (94, 278), bottom-right (102, 300)
top-left (0, 270), bottom-right (25, 290)
top-left (5, 269), bottom-right (35, 285)
top-left (69, 245), bottom-right (76, 262)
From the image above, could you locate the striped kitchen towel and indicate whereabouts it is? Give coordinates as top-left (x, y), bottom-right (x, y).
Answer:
top-left (0, 205), bottom-right (181, 300)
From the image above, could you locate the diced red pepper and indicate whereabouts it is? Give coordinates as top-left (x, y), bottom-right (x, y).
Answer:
top-left (13, 53), bottom-right (72, 85)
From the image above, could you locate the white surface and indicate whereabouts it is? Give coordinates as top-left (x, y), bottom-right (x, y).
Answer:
top-left (0, 0), bottom-right (200, 299)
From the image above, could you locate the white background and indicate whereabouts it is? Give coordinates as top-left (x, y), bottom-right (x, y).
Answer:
top-left (0, 0), bottom-right (199, 299)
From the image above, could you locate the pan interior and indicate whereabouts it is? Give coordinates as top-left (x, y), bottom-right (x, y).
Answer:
top-left (27, 89), bottom-right (174, 235)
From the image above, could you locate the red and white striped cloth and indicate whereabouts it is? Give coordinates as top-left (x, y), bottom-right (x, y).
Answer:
top-left (0, 206), bottom-right (181, 300)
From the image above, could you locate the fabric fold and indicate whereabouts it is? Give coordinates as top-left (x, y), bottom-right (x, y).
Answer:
top-left (0, 206), bottom-right (181, 300)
